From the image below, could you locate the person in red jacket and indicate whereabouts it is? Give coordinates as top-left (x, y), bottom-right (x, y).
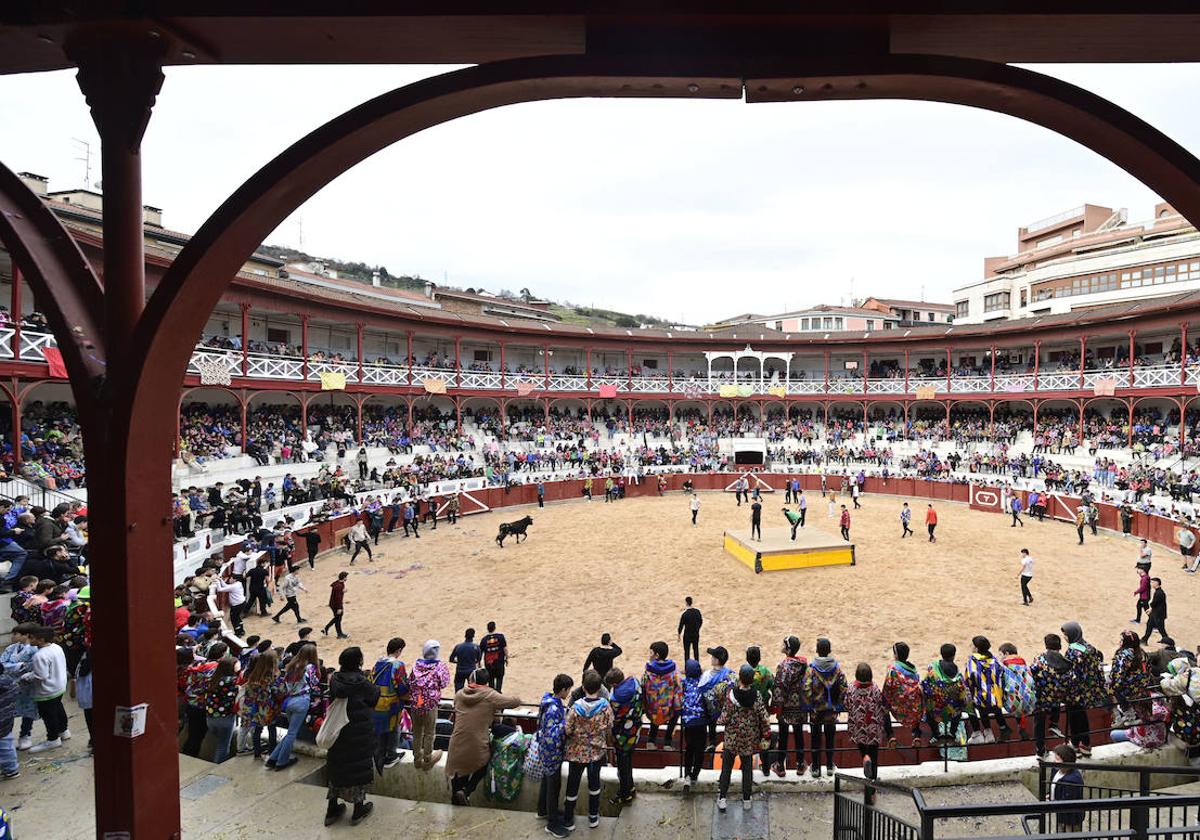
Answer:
top-left (323, 571), bottom-right (350, 639)
top-left (839, 506), bottom-right (851, 541)
top-left (925, 504), bottom-right (938, 543)
top-left (1131, 568), bottom-right (1151, 624)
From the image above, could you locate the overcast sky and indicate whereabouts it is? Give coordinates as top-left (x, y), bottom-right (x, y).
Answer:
top-left (2, 63), bottom-right (1199, 325)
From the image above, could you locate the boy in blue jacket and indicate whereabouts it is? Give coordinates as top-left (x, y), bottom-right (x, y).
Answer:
top-left (680, 659), bottom-right (707, 791)
top-left (536, 673), bottom-right (573, 837)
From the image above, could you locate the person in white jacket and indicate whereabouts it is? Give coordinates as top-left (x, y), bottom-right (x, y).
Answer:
top-left (21, 626), bottom-right (69, 753)
top-left (348, 520), bottom-right (372, 564)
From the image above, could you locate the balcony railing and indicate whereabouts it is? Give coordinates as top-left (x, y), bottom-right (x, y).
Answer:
top-left (307, 360), bottom-right (359, 384)
top-left (247, 353), bottom-right (304, 380)
top-left (170, 348), bottom-right (1194, 399)
top-left (18, 330), bottom-right (56, 361)
top-left (0, 328), bottom-right (14, 360)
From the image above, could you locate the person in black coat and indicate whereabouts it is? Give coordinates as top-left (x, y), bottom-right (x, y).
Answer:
top-left (1141, 578), bottom-right (1169, 644)
top-left (325, 647), bottom-right (380, 827)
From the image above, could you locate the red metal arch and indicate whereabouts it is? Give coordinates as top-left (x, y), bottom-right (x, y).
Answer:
top-left (0, 164), bottom-right (106, 420)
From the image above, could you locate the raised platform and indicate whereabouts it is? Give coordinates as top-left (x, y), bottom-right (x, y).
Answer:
top-left (723, 526), bottom-right (855, 573)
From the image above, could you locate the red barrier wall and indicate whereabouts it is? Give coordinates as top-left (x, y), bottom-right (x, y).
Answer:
top-left (243, 472), bottom-right (1194, 560)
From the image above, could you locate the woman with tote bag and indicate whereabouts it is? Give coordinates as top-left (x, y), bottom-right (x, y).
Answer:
top-left (323, 647), bottom-right (380, 827)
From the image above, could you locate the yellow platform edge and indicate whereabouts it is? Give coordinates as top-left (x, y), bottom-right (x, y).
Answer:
top-left (723, 533), bottom-right (856, 573)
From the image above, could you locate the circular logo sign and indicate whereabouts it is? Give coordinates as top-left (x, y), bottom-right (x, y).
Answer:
top-left (973, 490), bottom-right (999, 508)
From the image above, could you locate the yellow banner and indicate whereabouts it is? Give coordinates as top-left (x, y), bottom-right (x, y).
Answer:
top-left (915, 385), bottom-right (938, 400)
top-left (319, 371), bottom-right (346, 391)
top-left (768, 385), bottom-right (786, 398)
top-left (423, 377), bottom-right (447, 394)
top-left (719, 384), bottom-right (739, 398)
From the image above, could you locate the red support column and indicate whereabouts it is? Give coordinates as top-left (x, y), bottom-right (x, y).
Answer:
top-left (627, 348), bottom-right (633, 389)
top-left (454, 336), bottom-right (462, 388)
top-left (861, 350), bottom-right (868, 396)
top-left (1128, 330), bottom-right (1137, 387)
top-left (667, 348), bottom-right (673, 393)
top-left (10, 264), bottom-right (21, 359)
top-left (1128, 400), bottom-right (1135, 448)
top-left (73, 37), bottom-right (180, 840)
top-left (356, 398), bottom-right (363, 444)
top-left (1033, 341), bottom-right (1041, 391)
top-left (240, 301), bottom-right (250, 376)
top-left (904, 348), bottom-right (910, 394)
top-left (10, 397), bottom-right (20, 468)
top-left (239, 394), bottom-right (247, 453)
top-left (406, 331), bottom-right (413, 388)
top-left (499, 341), bottom-right (506, 389)
top-left (301, 394), bottom-right (309, 436)
top-left (300, 314), bottom-right (310, 381)
top-left (823, 350), bottom-right (830, 393)
top-left (586, 348), bottom-right (592, 389)
top-left (1181, 322), bottom-right (1189, 386)
top-left (543, 343), bottom-right (550, 388)
top-left (355, 322), bottom-right (364, 383)
top-left (455, 397), bottom-right (461, 434)
top-left (945, 348), bottom-right (952, 393)
top-left (990, 345), bottom-right (996, 392)
top-left (1079, 335), bottom-right (1087, 389)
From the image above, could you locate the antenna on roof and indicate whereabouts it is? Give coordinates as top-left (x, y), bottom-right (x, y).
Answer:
top-left (71, 138), bottom-right (93, 188)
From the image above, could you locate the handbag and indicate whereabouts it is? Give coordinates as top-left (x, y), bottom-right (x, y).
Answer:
top-left (522, 735), bottom-right (544, 781)
top-left (315, 697), bottom-right (349, 749)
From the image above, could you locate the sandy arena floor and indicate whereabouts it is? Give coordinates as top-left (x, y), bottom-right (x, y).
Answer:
top-left (244, 490), bottom-right (1200, 704)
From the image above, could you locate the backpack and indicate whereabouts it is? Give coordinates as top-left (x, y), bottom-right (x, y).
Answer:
top-left (487, 730), bottom-right (531, 802)
top-left (701, 670), bottom-right (731, 724)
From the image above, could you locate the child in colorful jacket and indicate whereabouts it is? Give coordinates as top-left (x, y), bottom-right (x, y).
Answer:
top-left (964, 636), bottom-right (1009, 744)
top-left (642, 641), bottom-right (681, 749)
top-left (534, 673), bottom-right (573, 834)
top-left (845, 663), bottom-right (894, 781)
top-left (770, 635), bottom-right (808, 776)
top-left (804, 638), bottom-right (847, 777)
top-left (883, 641), bottom-right (924, 747)
top-left (921, 643), bottom-right (970, 744)
top-left (1031, 633), bottom-right (1075, 758)
top-left (680, 659), bottom-right (707, 790)
top-left (716, 665), bottom-right (772, 813)
top-left (604, 668), bottom-right (643, 804)
top-left (997, 642), bottom-right (1036, 739)
top-left (1109, 630), bottom-right (1155, 721)
top-left (562, 671), bottom-right (614, 831)
top-left (1061, 621), bottom-right (1108, 755)
top-left (408, 641), bottom-right (451, 771)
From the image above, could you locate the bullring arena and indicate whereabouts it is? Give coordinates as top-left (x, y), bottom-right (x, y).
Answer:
top-left (248, 483), bottom-right (1200, 705)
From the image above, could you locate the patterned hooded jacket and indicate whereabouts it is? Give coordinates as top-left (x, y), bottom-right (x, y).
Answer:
top-left (771, 656), bottom-right (809, 724)
top-left (965, 652), bottom-right (1005, 711)
top-left (681, 660), bottom-right (706, 727)
top-left (921, 660), bottom-right (969, 723)
top-left (845, 681), bottom-right (892, 746)
top-left (718, 686), bottom-right (771, 756)
top-left (409, 658), bottom-right (451, 713)
top-left (533, 691), bottom-right (568, 771)
top-left (999, 655), bottom-right (1037, 717)
top-left (1031, 650), bottom-right (1076, 712)
top-left (805, 657), bottom-right (848, 723)
top-left (642, 659), bottom-right (682, 725)
top-left (609, 676), bottom-right (644, 752)
top-left (564, 696), bottom-right (613, 764)
top-left (1062, 623), bottom-right (1110, 708)
top-left (882, 660), bottom-right (924, 729)
top-left (1109, 641), bottom-right (1154, 706)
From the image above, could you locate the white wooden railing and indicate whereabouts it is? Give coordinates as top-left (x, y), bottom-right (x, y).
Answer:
top-left (170, 347), bottom-right (1193, 399)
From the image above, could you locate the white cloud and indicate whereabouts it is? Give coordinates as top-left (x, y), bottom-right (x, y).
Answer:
top-left (1, 62), bottom-right (1197, 324)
